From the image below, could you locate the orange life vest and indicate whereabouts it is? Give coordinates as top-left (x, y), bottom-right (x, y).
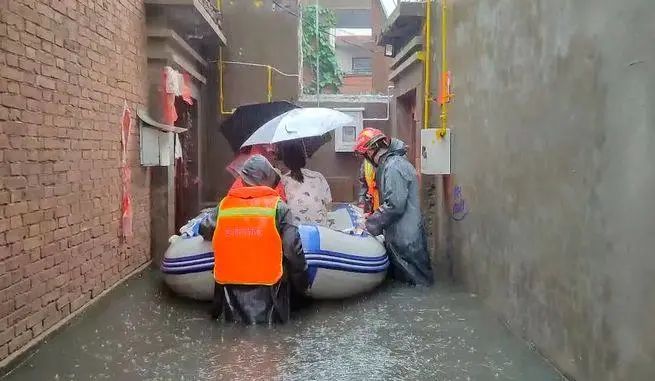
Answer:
top-left (364, 160), bottom-right (380, 211)
top-left (212, 186), bottom-right (283, 286)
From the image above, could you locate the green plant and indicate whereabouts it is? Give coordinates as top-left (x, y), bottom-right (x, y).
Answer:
top-left (301, 5), bottom-right (343, 94)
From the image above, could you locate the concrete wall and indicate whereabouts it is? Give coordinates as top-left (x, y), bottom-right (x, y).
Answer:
top-left (389, 61), bottom-right (422, 163)
top-left (0, 0), bottom-right (150, 362)
top-left (300, 0), bottom-right (370, 9)
top-left (202, 0), bottom-right (300, 204)
top-left (371, 0), bottom-right (391, 94)
top-left (435, 0), bottom-right (655, 380)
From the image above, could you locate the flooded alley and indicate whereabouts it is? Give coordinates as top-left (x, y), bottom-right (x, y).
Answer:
top-left (2, 269), bottom-right (562, 381)
top-left (2, 0), bottom-right (653, 378)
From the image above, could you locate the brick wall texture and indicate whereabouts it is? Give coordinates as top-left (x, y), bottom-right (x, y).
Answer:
top-left (0, 0), bottom-right (150, 361)
top-left (341, 74), bottom-right (373, 95)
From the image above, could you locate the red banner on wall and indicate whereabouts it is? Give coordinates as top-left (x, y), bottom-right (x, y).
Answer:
top-left (120, 101), bottom-right (133, 239)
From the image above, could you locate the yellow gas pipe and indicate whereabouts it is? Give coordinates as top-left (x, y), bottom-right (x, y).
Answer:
top-left (219, 49), bottom-right (295, 114)
top-left (267, 66), bottom-right (273, 102)
top-left (438, 0), bottom-right (449, 137)
top-left (422, 0), bottom-right (432, 130)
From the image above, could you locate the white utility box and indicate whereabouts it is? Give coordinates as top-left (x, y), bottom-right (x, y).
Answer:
top-left (420, 128), bottom-right (451, 175)
top-left (334, 107), bottom-right (364, 152)
top-left (138, 109), bottom-right (187, 167)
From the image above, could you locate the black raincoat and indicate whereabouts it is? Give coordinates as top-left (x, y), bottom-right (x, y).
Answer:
top-left (201, 156), bottom-right (308, 324)
top-left (365, 139), bottom-right (434, 286)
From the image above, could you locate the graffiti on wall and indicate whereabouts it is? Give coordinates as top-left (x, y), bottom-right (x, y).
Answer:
top-left (451, 185), bottom-right (469, 221)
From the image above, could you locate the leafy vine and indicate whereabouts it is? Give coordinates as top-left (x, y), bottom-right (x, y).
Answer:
top-left (301, 5), bottom-right (343, 94)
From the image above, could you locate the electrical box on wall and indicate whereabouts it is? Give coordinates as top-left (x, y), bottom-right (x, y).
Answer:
top-left (140, 128), bottom-right (174, 166)
top-left (137, 109), bottom-right (187, 167)
top-left (420, 128), bottom-right (451, 174)
top-left (334, 107), bottom-right (364, 152)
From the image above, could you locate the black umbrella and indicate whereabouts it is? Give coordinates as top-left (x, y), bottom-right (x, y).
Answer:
top-left (220, 101), bottom-right (298, 153)
top-left (219, 101), bottom-right (332, 158)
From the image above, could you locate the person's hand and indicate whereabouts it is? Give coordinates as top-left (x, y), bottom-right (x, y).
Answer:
top-left (364, 218), bottom-right (383, 237)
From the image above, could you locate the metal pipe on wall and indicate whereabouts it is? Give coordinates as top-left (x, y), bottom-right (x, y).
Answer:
top-left (267, 66), bottom-right (273, 102)
top-left (422, 0), bottom-right (432, 130)
top-left (219, 47), bottom-right (232, 115)
top-left (217, 50), bottom-right (299, 115)
top-left (438, 0), bottom-right (448, 136)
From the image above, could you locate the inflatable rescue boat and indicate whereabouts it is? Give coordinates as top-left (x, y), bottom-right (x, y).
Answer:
top-left (161, 204), bottom-right (387, 301)
top-left (161, 235), bottom-right (214, 300)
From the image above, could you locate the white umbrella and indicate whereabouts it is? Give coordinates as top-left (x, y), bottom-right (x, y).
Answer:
top-left (240, 108), bottom-right (354, 148)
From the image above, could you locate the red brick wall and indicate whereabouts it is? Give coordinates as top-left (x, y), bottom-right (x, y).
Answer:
top-left (340, 74), bottom-right (373, 94)
top-left (0, 0), bottom-right (150, 361)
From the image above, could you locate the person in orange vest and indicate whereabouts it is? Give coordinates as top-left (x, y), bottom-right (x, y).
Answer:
top-left (227, 144), bottom-right (287, 201)
top-left (356, 128), bottom-right (383, 214)
top-left (354, 129), bottom-right (433, 286)
top-left (210, 154), bottom-right (308, 324)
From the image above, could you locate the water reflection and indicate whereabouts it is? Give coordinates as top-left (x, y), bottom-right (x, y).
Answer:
top-left (2, 269), bottom-right (563, 381)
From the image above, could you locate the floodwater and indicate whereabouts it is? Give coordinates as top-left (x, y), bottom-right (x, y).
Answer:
top-left (2, 268), bottom-right (563, 381)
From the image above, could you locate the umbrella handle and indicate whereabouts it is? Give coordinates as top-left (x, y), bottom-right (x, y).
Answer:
top-left (301, 140), bottom-right (308, 158)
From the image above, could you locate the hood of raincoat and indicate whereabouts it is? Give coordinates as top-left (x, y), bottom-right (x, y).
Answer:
top-left (239, 154), bottom-right (280, 188)
top-left (226, 145), bottom-right (277, 179)
top-left (384, 138), bottom-right (408, 159)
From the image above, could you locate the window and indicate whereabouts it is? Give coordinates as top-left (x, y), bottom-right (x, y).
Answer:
top-left (351, 57), bottom-right (372, 74)
top-left (342, 126), bottom-right (357, 142)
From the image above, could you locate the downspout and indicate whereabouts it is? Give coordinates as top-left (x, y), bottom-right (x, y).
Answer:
top-left (422, 0), bottom-right (432, 130)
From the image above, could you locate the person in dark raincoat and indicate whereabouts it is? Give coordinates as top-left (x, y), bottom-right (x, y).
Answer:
top-left (354, 129), bottom-right (434, 286)
top-left (206, 154), bottom-right (308, 324)
top-left (227, 144), bottom-right (287, 201)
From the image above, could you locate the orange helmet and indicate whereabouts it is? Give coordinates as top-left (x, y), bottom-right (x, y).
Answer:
top-left (355, 128), bottom-right (388, 154)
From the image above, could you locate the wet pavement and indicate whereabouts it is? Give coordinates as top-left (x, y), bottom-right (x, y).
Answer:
top-left (2, 268), bottom-right (563, 381)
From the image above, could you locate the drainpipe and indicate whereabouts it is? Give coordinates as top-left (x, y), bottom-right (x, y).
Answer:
top-left (422, 0), bottom-right (432, 130)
